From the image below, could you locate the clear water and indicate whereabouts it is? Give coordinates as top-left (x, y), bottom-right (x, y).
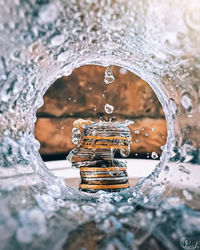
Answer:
top-left (0, 0), bottom-right (200, 249)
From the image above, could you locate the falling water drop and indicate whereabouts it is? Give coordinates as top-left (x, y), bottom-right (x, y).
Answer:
top-left (104, 104), bottom-right (114, 114)
top-left (104, 67), bottom-right (115, 84)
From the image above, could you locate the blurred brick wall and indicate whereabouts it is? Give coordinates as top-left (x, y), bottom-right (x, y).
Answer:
top-left (35, 65), bottom-right (167, 159)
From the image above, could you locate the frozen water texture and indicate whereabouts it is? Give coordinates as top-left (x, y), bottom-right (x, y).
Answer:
top-left (0, 0), bottom-right (200, 249)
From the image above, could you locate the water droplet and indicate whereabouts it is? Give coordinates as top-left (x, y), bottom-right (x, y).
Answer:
top-left (182, 190), bottom-right (193, 201)
top-left (36, 194), bottom-right (58, 212)
top-left (104, 104), bottom-right (114, 114)
top-left (164, 165), bottom-right (169, 174)
top-left (39, 4), bottom-right (58, 24)
top-left (120, 145), bottom-right (130, 157)
top-left (16, 227), bottom-right (33, 243)
top-left (50, 35), bottom-right (65, 47)
top-left (118, 205), bottom-right (133, 214)
top-left (151, 152), bottom-right (158, 159)
top-left (114, 195), bottom-right (123, 202)
top-left (134, 130), bottom-right (140, 134)
top-left (82, 205), bottom-right (96, 215)
top-left (181, 93), bottom-right (193, 111)
top-left (72, 128), bottom-right (82, 145)
top-left (97, 203), bottom-right (115, 213)
top-left (48, 185), bottom-right (61, 198)
top-left (57, 199), bottom-right (65, 207)
top-left (70, 203), bottom-right (80, 212)
top-left (57, 51), bottom-right (69, 62)
top-left (184, 5), bottom-right (200, 32)
top-left (125, 120), bottom-right (135, 125)
top-left (127, 197), bottom-right (134, 204)
top-left (104, 67), bottom-right (115, 84)
top-left (119, 68), bottom-right (127, 75)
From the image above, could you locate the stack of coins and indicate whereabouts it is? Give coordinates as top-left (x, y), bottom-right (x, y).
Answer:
top-left (68, 119), bottom-right (132, 193)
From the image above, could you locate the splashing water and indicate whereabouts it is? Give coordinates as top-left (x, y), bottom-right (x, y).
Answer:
top-left (0, 0), bottom-right (200, 249)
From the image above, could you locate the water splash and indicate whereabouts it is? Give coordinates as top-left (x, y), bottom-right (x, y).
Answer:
top-left (0, 0), bottom-right (200, 249)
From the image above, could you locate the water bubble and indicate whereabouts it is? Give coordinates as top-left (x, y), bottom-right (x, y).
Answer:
top-left (151, 152), bottom-right (158, 159)
top-left (125, 120), bottom-right (135, 125)
top-left (104, 104), bottom-right (114, 114)
top-left (181, 93), bottom-right (193, 111)
top-left (97, 203), bottom-right (115, 213)
top-left (156, 210), bottom-right (162, 217)
top-left (48, 185), bottom-right (61, 198)
top-left (98, 193), bottom-right (112, 203)
top-left (134, 130), bottom-right (140, 134)
top-left (184, 4), bottom-right (200, 32)
top-left (164, 165), bottom-right (169, 174)
top-left (50, 35), bottom-right (66, 47)
top-left (82, 205), bottom-right (96, 215)
top-left (72, 128), bottom-right (82, 145)
top-left (146, 212), bottom-right (153, 220)
top-left (104, 67), bottom-right (115, 84)
top-left (39, 4), bottom-right (58, 24)
top-left (127, 197), bottom-right (134, 204)
top-left (114, 195), bottom-right (123, 202)
top-left (120, 145), bottom-right (130, 157)
top-left (118, 205), bottom-right (133, 214)
top-left (119, 68), bottom-right (127, 75)
top-left (70, 203), bottom-right (80, 212)
top-left (28, 209), bottom-right (45, 225)
top-left (16, 227), bottom-right (33, 243)
top-left (57, 51), bottom-right (69, 62)
top-left (36, 194), bottom-right (58, 212)
top-left (57, 199), bottom-right (65, 207)
top-left (182, 190), bottom-right (193, 201)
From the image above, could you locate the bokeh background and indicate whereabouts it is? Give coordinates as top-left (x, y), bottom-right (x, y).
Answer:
top-left (35, 65), bottom-right (167, 161)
